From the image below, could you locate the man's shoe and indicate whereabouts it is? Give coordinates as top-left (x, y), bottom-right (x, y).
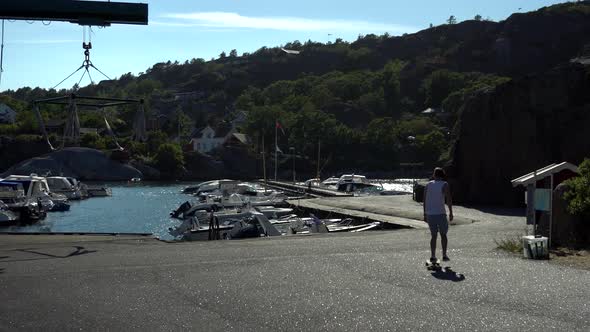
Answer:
top-left (430, 257), bottom-right (438, 263)
top-left (442, 256), bottom-right (450, 262)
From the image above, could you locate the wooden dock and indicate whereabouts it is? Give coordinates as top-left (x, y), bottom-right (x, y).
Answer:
top-left (286, 197), bottom-right (428, 229)
top-left (258, 180), bottom-right (353, 197)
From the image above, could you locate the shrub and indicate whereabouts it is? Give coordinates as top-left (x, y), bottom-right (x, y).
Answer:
top-left (564, 158), bottom-right (590, 217)
top-left (80, 132), bottom-right (106, 150)
top-left (155, 143), bottom-right (185, 174)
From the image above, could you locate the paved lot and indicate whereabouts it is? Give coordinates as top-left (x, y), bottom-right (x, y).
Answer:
top-left (1, 211), bottom-right (589, 331)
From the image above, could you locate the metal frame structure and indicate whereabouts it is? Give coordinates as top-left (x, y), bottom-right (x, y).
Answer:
top-left (0, 0), bottom-right (148, 26)
top-left (35, 94), bottom-right (143, 109)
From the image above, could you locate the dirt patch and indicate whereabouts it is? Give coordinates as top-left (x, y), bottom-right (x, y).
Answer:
top-left (549, 248), bottom-right (590, 270)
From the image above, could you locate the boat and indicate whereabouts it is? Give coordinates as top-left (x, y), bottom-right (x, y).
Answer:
top-left (86, 185), bottom-right (112, 197)
top-left (46, 176), bottom-right (82, 200)
top-left (2, 174), bottom-right (62, 212)
top-left (168, 211), bottom-right (281, 241)
top-left (335, 174), bottom-right (379, 192)
top-left (0, 180), bottom-right (46, 222)
top-left (182, 179), bottom-right (234, 195)
top-left (320, 176), bottom-right (340, 188)
top-left (172, 191), bottom-right (287, 218)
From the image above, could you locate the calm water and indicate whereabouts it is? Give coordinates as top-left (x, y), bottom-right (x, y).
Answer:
top-left (0, 180), bottom-right (414, 240)
top-left (0, 182), bottom-right (197, 239)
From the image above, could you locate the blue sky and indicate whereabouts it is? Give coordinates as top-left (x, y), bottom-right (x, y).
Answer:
top-left (0, 0), bottom-right (566, 92)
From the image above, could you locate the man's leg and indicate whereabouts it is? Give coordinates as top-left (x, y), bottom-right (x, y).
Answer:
top-left (440, 215), bottom-right (449, 260)
top-left (426, 215), bottom-right (438, 260)
top-left (430, 233), bottom-right (438, 259)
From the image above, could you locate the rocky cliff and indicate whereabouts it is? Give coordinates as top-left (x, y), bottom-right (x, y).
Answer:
top-left (1, 147), bottom-right (142, 181)
top-left (447, 60), bottom-right (590, 205)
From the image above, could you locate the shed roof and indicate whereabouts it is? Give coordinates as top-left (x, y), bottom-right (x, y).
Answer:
top-left (511, 162), bottom-right (579, 187)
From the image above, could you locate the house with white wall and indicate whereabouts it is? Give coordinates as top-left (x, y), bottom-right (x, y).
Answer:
top-left (0, 103), bottom-right (16, 124)
top-left (190, 125), bottom-right (235, 154)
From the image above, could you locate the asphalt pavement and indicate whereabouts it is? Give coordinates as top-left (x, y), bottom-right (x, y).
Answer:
top-left (1, 212), bottom-right (588, 331)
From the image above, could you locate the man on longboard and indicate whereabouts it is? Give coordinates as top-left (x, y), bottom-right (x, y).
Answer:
top-left (423, 167), bottom-right (453, 263)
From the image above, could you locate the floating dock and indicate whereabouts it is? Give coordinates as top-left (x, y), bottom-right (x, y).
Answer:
top-left (258, 180), bottom-right (353, 197)
top-left (286, 194), bottom-right (441, 230)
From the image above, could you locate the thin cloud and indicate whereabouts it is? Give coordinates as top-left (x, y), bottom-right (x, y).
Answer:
top-left (159, 12), bottom-right (416, 34)
top-left (9, 39), bottom-right (79, 45)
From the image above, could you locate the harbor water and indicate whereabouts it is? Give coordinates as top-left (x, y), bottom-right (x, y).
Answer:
top-left (0, 182), bottom-right (197, 239)
top-left (0, 180), bottom-right (414, 240)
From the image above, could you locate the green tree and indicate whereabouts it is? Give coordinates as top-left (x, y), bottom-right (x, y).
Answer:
top-left (146, 130), bottom-right (169, 155)
top-left (447, 15), bottom-right (457, 24)
top-left (155, 143), bottom-right (185, 174)
top-left (415, 130), bottom-right (446, 166)
top-left (564, 159), bottom-right (590, 217)
top-left (80, 132), bottom-right (106, 150)
top-left (422, 70), bottom-right (468, 107)
top-left (474, 14), bottom-right (483, 21)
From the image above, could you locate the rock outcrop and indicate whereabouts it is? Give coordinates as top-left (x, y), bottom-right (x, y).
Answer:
top-left (447, 61), bottom-right (590, 205)
top-left (1, 147), bottom-right (142, 181)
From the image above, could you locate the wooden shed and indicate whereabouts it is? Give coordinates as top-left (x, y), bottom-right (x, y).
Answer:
top-left (511, 162), bottom-right (579, 246)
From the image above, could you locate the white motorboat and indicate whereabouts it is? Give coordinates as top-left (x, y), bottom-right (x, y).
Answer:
top-left (169, 211), bottom-right (281, 241)
top-left (0, 180), bottom-right (46, 222)
top-left (2, 174), bottom-right (59, 212)
top-left (47, 176), bottom-right (82, 200)
top-left (335, 174), bottom-right (379, 192)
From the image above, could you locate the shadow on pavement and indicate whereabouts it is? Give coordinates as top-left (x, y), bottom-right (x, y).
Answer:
top-left (465, 206), bottom-right (524, 217)
top-left (0, 268), bottom-right (4, 274)
top-left (6, 246), bottom-right (97, 262)
top-left (431, 267), bottom-right (466, 282)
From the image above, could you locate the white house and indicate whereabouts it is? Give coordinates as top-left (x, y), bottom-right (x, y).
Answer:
top-left (190, 125), bottom-right (235, 154)
top-left (0, 103), bottom-right (16, 124)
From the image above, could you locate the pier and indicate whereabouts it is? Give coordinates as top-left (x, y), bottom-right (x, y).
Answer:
top-left (258, 180), bottom-right (353, 197)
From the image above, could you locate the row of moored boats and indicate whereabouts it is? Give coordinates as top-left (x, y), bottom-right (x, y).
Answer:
top-left (0, 174), bottom-right (111, 226)
top-left (168, 179), bottom-right (383, 241)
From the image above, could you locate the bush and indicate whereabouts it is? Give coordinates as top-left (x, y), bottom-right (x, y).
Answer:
top-left (155, 143), bottom-right (185, 174)
top-left (564, 158), bottom-right (590, 217)
top-left (80, 132), bottom-right (106, 150)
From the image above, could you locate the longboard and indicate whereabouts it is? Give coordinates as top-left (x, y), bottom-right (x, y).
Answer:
top-left (425, 259), bottom-right (442, 270)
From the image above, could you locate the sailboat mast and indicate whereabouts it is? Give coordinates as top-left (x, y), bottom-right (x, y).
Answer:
top-left (274, 120), bottom-right (278, 181)
top-left (262, 132), bottom-right (267, 190)
top-left (316, 138), bottom-right (321, 179)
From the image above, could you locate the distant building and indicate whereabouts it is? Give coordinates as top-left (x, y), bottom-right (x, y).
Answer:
top-left (189, 123), bottom-right (250, 154)
top-left (190, 125), bottom-right (234, 154)
top-left (0, 103), bottom-right (16, 124)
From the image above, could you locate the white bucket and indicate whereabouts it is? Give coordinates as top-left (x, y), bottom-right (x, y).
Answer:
top-left (522, 235), bottom-right (549, 259)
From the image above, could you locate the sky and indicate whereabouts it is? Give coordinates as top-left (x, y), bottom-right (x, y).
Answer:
top-left (0, 0), bottom-right (568, 92)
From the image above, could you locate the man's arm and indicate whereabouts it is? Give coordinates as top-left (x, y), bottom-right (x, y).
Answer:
top-left (444, 182), bottom-right (453, 221)
top-left (423, 185), bottom-right (428, 222)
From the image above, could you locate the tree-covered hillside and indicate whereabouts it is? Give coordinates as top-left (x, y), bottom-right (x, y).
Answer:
top-left (2, 1), bottom-right (590, 176)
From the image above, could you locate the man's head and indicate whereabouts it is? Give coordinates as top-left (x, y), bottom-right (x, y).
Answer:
top-left (433, 167), bottom-right (446, 180)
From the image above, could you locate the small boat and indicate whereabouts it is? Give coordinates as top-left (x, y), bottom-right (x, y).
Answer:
top-left (46, 176), bottom-right (82, 200)
top-left (168, 211), bottom-right (281, 241)
top-left (86, 186), bottom-right (112, 197)
top-left (0, 180), bottom-right (46, 223)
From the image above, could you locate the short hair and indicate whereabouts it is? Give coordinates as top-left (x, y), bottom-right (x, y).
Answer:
top-left (433, 167), bottom-right (446, 179)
